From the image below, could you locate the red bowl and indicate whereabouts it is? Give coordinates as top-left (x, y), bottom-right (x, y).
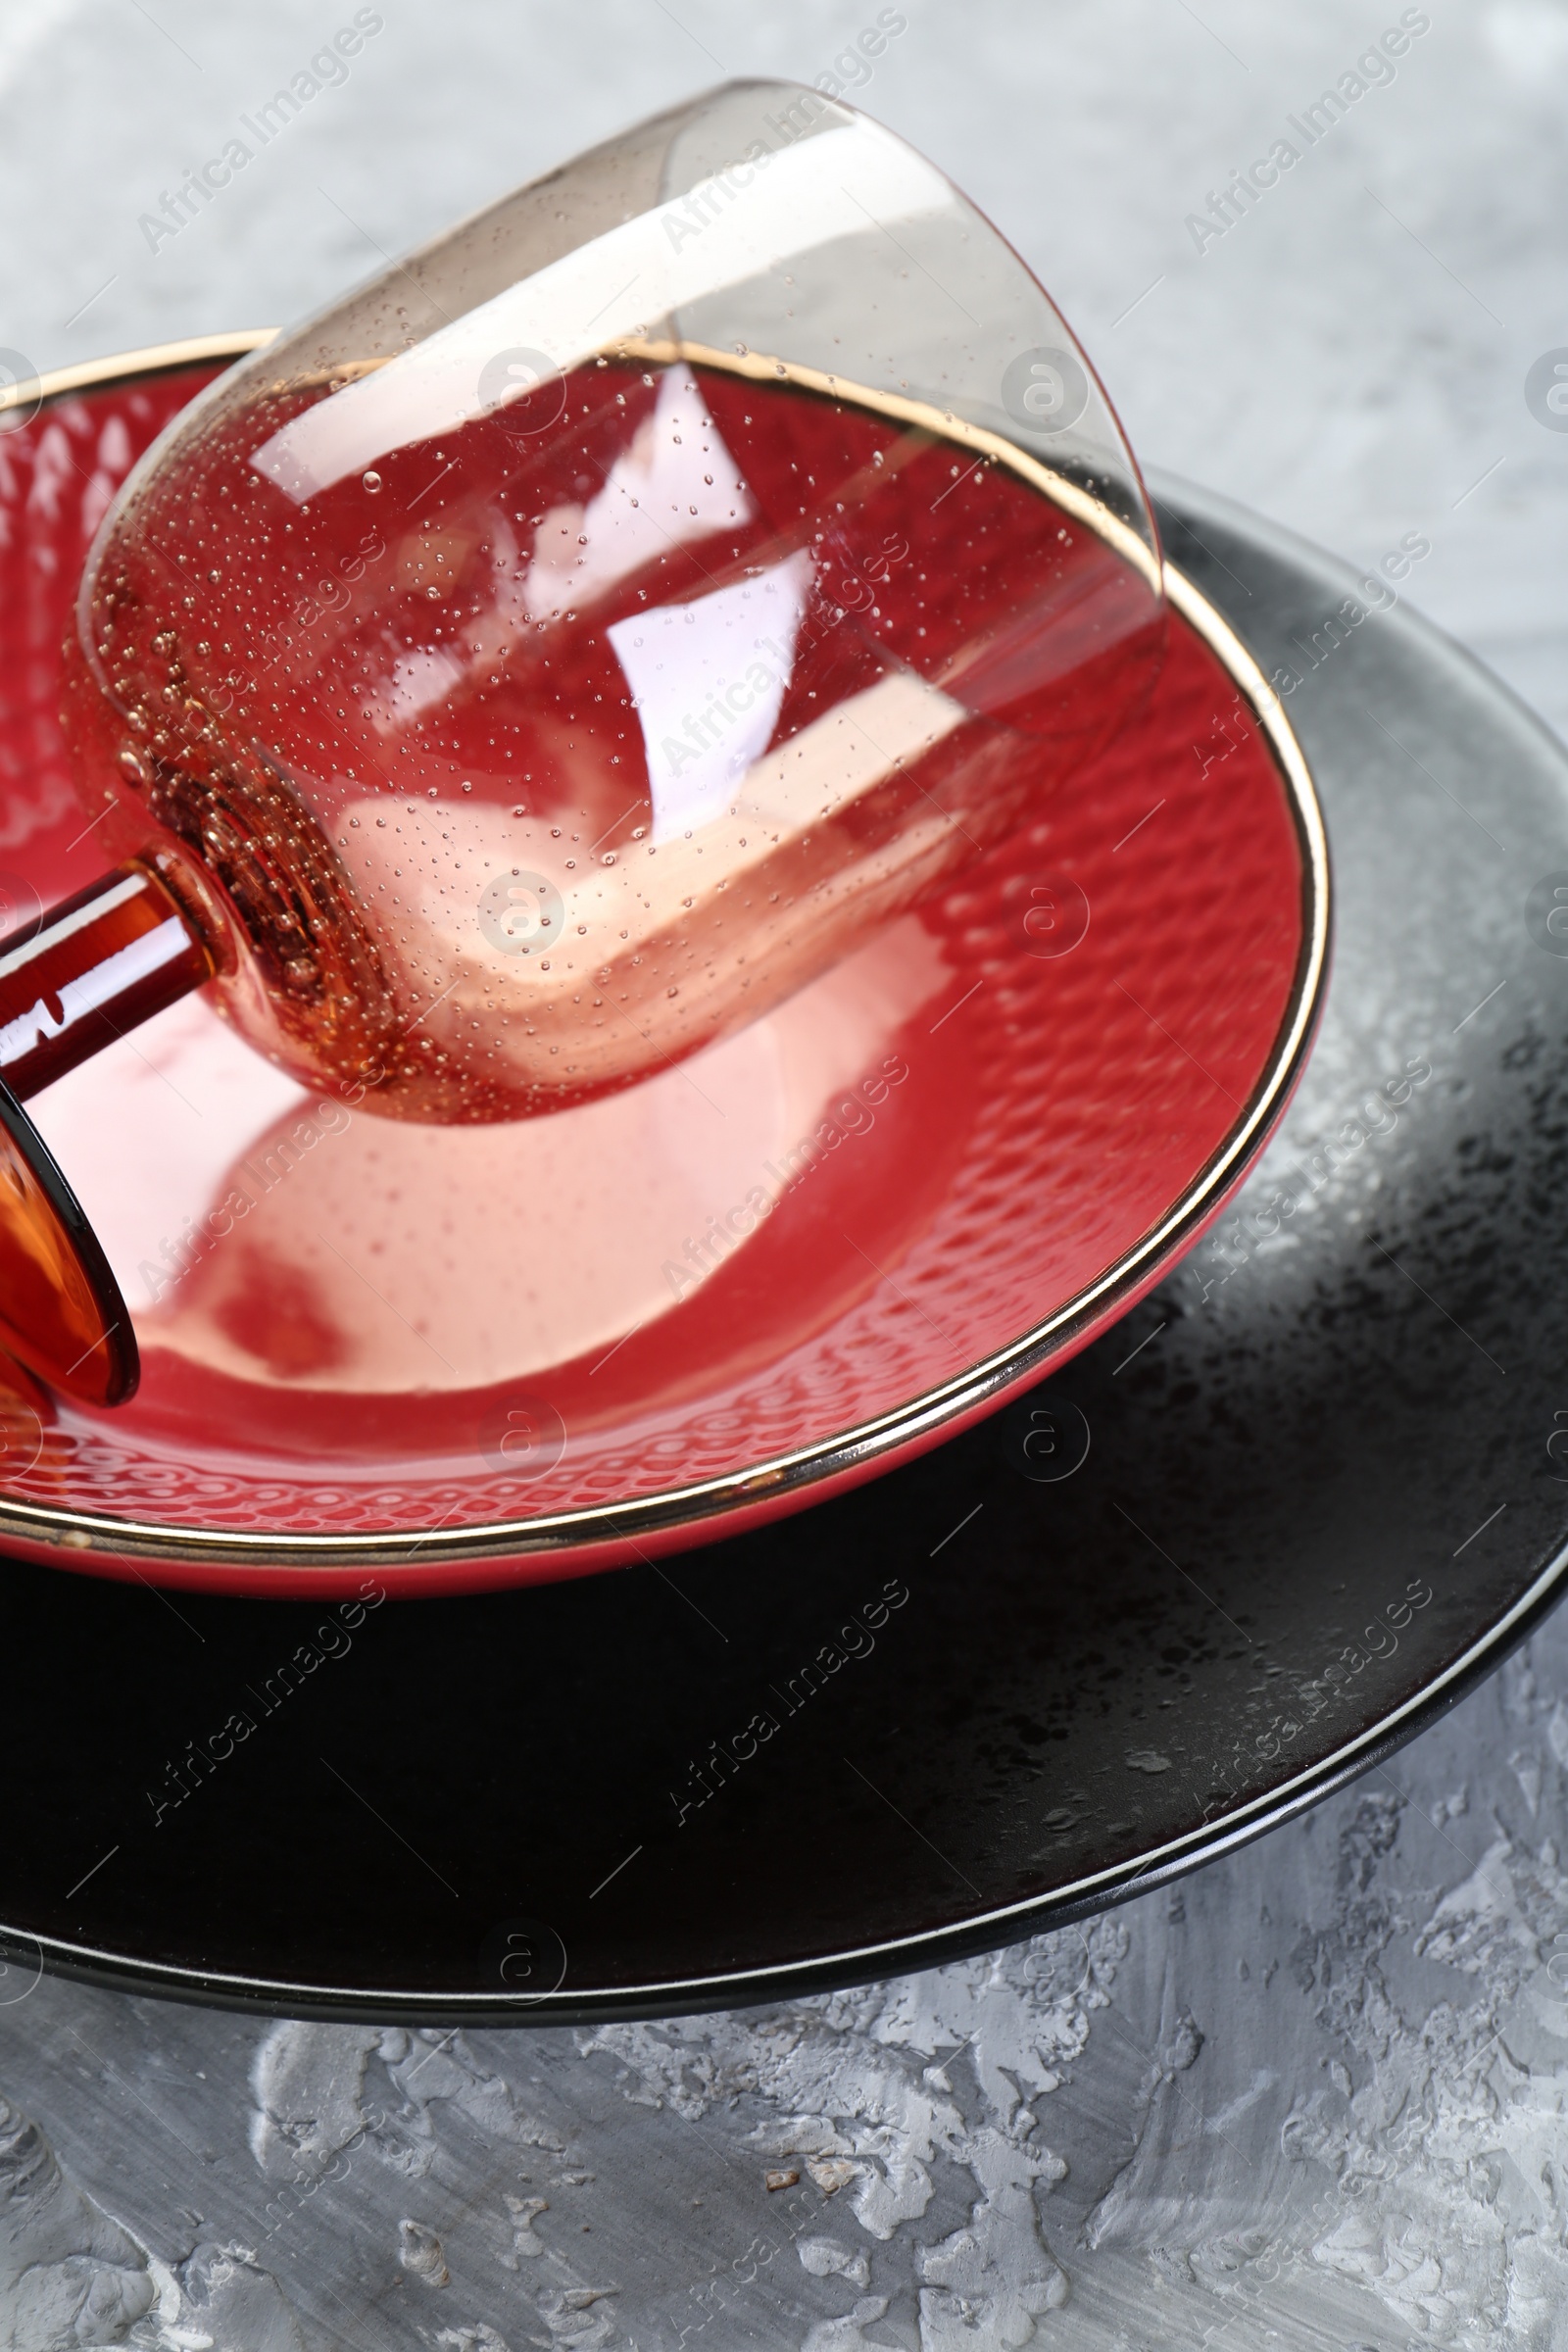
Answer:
top-left (0, 340), bottom-right (1328, 1595)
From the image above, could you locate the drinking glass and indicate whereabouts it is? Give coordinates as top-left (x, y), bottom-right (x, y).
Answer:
top-left (0, 78), bottom-right (1164, 1401)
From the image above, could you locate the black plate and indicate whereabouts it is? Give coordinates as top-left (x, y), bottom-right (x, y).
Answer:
top-left (5, 479), bottom-right (1565, 2023)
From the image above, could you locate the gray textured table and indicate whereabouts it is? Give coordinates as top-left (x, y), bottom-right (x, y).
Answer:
top-left (2, 1639), bottom-right (1563, 2347)
top-left (1, 0), bottom-right (1563, 2343)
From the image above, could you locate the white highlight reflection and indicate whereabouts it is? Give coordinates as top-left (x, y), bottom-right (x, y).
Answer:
top-left (250, 122), bottom-right (950, 502)
top-left (525, 368), bottom-right (753, 624)
top-left (608, 552), bottom-right (810, 841)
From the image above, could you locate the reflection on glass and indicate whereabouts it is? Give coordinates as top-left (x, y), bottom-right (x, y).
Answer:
top-left (55, 80), bottom-right (1163, 1125)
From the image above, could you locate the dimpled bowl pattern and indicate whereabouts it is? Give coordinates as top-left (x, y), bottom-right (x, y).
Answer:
top-left (0, 353), bottom-right (1317, 1590)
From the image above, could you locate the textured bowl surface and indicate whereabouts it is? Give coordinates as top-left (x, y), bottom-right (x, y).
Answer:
top-left (0, 349), bottom-right (1321, 1590)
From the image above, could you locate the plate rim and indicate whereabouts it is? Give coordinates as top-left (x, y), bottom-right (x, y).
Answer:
top-left (0, 336), bottom-right (1330, 1572)
top-left (6, 1538), bottom-right (1558, 2026)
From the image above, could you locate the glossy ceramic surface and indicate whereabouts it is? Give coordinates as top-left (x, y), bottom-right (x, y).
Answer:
top-left (0, 348), bottom-right (1323, 1590)
top-left (0, 471), bottom-right (1552, 2020)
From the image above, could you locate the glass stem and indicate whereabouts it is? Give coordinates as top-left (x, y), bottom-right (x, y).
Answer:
top-left (0, 863), bottom-right (213, 1102)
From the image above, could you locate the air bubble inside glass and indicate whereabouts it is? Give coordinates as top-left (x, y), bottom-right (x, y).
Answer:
top-left (1, 80), bottom-right (1165, 1399)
